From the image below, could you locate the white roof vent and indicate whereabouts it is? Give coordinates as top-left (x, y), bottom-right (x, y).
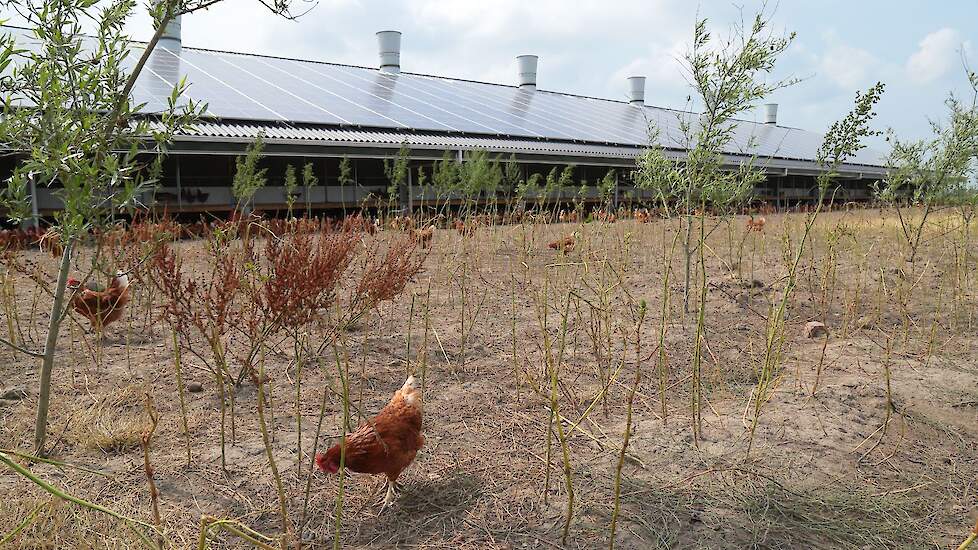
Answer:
top-left (377, 30), bottom-right (401, 74)
top-left (627, 76), bottom-right (646, 106)
top-left (764, 103), bottom-right (778, 125)
top-left (517, 55), bottom-right (538, 90)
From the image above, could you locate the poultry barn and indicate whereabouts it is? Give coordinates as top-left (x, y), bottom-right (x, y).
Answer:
top-left (6, 3), bottom-right (978, 548)
top-left (1, 22), bottom-right (888, 220)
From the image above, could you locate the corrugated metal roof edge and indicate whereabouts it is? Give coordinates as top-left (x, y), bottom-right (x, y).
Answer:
top-left (160, 120), bottom-right (888, 176)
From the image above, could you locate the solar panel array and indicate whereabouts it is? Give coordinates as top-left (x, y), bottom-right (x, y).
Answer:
top-left (4, 26), bottom-right (886, 167)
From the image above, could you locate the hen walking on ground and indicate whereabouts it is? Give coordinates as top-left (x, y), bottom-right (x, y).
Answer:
top-left (66, 271), bottom-right (131, 333)
top-left (316, 375), bottom-right (424, 510)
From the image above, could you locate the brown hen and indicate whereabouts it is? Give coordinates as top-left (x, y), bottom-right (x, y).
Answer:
top-left (316, 376), bottom-right (424, 509)
top-left (66, 271), bottom-right (131, 332)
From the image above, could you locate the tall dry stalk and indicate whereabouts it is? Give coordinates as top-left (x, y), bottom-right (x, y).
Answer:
top-left (171, 325), bottom-right (192, 466)
top-left (550, 291), bottom-right (575, 545)
top-left (299, 359), bottom-right (332, 544)
top-left (331, 339), bottom-right (352, 550)
top-left (139, 393), bottom-right (163, 549)
top-left (421, 278), bottom-right (432, 395)
top-left (690, 210), bottom-right (708, 443)
top-left (609, 300), bottom-right (647, 549)
top-left (249, 350), bottom-right (290, 543)
top-left (510, 274), bottom-right (520, 402)
top-left (747, 83), bottom-right (884, 456)
top-left (657, 223), bottom-right (682, 422)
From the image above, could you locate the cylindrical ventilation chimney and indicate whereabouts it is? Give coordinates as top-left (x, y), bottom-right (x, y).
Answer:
top-left (376, 30), bottom-right (402, 74)
top-left (627, 76), bottom-right (646, 106)
top-left (158, 14), bottom-right (181, 51)
top-left (517, 55), bottom-right (538, 90)
top-left (764, 103), bottom-right (778, 125)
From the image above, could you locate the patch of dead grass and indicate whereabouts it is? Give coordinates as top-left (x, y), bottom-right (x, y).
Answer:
top-left (0, 494), bottom-right (140, 549)
top-left (67, 384), bottom-right (145, 454)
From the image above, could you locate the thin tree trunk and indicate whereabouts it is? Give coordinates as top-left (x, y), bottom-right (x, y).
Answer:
top-left (682, 213), bottom-right (693, 314)
top-left (908, 203), bottom-right (932, 264)
top-left (34, 240), bottom-right (73, 454)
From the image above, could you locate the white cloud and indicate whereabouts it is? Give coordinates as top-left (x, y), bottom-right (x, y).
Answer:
top-left (906, 28), bottom-right (967, 84)
top-left (609, 40), bottom-right (689, 105)
top-left (409, 0), bottom-right (679, 39)
top-left (817, 42), bottom-right (877, 89)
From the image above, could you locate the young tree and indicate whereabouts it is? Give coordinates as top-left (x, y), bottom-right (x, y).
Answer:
top-left (383, 143), bottom-right (411, 212)
top-left (555, 165), bottom-right (575, 216)
top-left (232, 135), bottom-right (268, 215)
top-left (539, 166), bottom-right (560, 214)
top-left (876, 68), bottom-right (978, 264)
top-left (0, 0), bottom-right (303, 454)
top-left (748, 82), bottom-right (885, 453)
top-left (337, 155), bottom-right (353, 215)
top-left (283, 163), bottom-right (297, 219)
top-left (598, 169), bottom-right (617, 211)
top-left (431, 149), bottom-right (460, 216)
top-left (458, 150), bottom-right (503, 216)
top-left (516, 172), bottom-right (543, 214)
top-left (634, 10), bottom-right (797, 312)
top-left (630, 9), bottom-right (797, 444)
top-left (302, 161), bottom-right (318, 218)
top-left (503, 154), bottom-right (522, 197)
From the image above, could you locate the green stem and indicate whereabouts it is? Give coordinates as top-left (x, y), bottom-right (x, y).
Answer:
top-left (34, 239), bottom-right (74, 454)
top-left (0, 500), bottom-right (46, 545)
top-left (252, 351), bottom-right (289, 539)
top-left (198, 517), bottom-right (278, 550)
top-left (331, 340), bottom-right (351, 550)
top-left (609, 304), bottom-right (646, 549)
top-left (0, 451), bottom-right (159, 548)
top-left (172, 326), bottom-right (192, 466)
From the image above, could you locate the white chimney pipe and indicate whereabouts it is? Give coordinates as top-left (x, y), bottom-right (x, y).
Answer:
top-left (627, 76), bottom-right (646, 106)
top-left (158, 14), bottom-right (181, 51)
top-left (376, 30), bottom-right (401, 74)
top-left (764, 103), bottom-right (778, 125)
top-left (517, 55), bottom-right (538, 90)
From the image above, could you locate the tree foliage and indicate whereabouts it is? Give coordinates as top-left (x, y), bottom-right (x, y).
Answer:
top-left (877, 72), bottom-right (977, 206)
top-left (634, 12), bottom-right (797, 214)
top-left (0, 0), bottom-right (304, 454)
top-left (232, 135), bottom-right (267, 212)
top-left (383, 143), bottom-right (410, 202)
top-left (458, 150), bottom-right (503, 199)
top-left (876, 68), bottom-right (977, 262)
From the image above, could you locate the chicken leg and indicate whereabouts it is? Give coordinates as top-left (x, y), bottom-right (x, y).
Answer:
top-left (377, 477), bottom-right (400, 513)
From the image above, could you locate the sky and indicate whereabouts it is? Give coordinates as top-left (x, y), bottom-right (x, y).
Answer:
top-left (7, 0), bottom-right (978, 147)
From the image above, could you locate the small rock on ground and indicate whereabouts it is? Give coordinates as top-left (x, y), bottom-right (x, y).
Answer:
top-left (1, 388), bottom-right (28, 401)
top-left (855, 315), bottom-right (874, 329)
top-left (804, 321), bottom-right (829, 338)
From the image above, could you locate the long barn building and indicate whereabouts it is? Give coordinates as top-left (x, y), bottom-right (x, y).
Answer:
top-left (4, 21), bottom-right (888, 216)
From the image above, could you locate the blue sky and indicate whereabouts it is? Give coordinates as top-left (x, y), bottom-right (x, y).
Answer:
top-left (9, 0), bottom-right (978, 146)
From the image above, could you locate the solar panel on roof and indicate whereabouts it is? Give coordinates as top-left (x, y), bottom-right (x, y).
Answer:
top-left (1, 25), bottom-right (886, 167)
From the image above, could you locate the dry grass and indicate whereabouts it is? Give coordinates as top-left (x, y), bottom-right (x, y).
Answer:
top-left (0, 209), bottom-right (976, 549)
top-left (0, 493), bottom-right (143, 548)
top-left (65, 384), bottom-right (146, 454)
